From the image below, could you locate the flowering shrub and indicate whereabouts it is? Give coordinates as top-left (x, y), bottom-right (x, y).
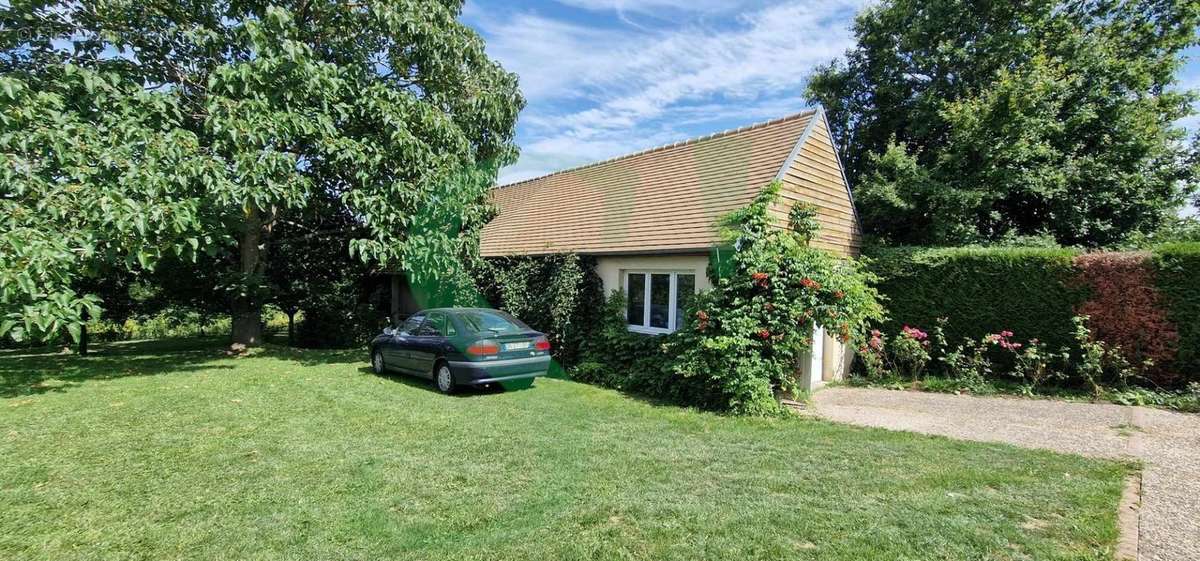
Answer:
top-left (855, 313), bottom-right (1159, 398)
top-left (669, 182), bottom-right (884, 415)
top-left (890, 325), bottom-right (931, 379)
top-left (1072, 315), bottom-right (1140, 397)
top-left (1012, 339), bottom-right (1066, 394)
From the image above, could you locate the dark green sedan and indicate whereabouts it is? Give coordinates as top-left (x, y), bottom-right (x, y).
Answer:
top-left (369, 308), bottom-right (552, 393)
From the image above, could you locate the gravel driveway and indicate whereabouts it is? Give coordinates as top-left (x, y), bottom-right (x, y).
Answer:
top-left (812, 387), bottom-right (1200, 561)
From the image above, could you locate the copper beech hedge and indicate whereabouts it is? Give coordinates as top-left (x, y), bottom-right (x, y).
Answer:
top-left (869, 244), bottom-right (1200, 387)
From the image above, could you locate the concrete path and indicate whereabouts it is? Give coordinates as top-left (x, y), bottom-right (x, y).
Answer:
top-left (812, 387), bottom-right (1200, 561)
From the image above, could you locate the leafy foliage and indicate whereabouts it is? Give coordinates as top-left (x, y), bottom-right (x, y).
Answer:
top-left (1153, 243), bottom-right (1200, 381)
top-left (807, 0), bottom-right (1199, 246)
top-left (573, 293), bottom-right (723, 409)
top-left (868, 246), bottom-right (1086, 352)
top-left (869, 244), bottom-right (1200, 386)
top-left (1074, 252), bottom-right (1179, 385)
top-left (669, 183), bottom-right (884, 415)
top-left (0, 1), bottom-right (523, 345)
top-left (476, 254), bottom-right (604, 367)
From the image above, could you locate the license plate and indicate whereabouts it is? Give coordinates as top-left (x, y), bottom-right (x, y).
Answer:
top-left (504, 341), bottom-right (531, 351)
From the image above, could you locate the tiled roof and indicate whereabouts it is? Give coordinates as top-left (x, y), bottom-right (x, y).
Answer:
top-left (480, 110), bottom-right (821, 256)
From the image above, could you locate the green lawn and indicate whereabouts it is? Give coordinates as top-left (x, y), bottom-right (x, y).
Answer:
top-left (1, 339), bottom-right (1128, 561)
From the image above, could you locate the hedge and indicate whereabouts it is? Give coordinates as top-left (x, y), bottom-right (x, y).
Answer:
top-left (1153, 243), bottom-right (1200, 381)
top-left (869, 243), bottom-right (1200, 387)
top-left (867, 246), bottom-right (1085, 353)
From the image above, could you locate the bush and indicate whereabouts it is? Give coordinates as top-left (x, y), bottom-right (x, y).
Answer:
top-left (868, 246), bottom-right (1085, 352)
top-left (575, 293), bottom-right (724, 409)
top-left (1075, 252), bottom-right (1179, 385)
top-left (570, 183), bottom-right (883, 415)
top-left (476, 254), bottom-right (604, 367)
top-left (871, 244), bottom-right (1200, 387)
top-left (86, 309), bottom-right (231, 342)
top-left (667, 183), bottom-right (883, 415)
top-left (1153, 243), bottom-right (1200, 382)
top-left (294, 277), bottom-right (386, 348)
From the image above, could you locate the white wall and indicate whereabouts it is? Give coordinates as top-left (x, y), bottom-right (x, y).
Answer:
top-left (594, 253), bottom-right (714, 297)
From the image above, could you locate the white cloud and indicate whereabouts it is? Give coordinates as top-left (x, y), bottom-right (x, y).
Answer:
top-left (475, 0), bottom-right (867, 182)
top-left (554, 0), bottom-right (737, 12)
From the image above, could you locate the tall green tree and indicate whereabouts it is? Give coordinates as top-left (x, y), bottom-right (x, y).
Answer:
top-left (1, 1), bottom-right (522, 346)
top-left (807, 0), bottom-right (1199, 246)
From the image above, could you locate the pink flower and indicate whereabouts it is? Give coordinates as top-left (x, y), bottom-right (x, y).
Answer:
top-left (901, 325), bottom-right (928, 341)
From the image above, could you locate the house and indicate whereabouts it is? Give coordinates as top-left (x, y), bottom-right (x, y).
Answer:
top-left (478, 108), bottom-right (862, 389)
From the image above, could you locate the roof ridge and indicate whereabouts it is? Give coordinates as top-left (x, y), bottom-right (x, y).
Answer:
top-left (494, 108), bottom-right (820, 190)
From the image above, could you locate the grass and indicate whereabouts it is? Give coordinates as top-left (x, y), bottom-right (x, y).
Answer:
top-left (1, 338), bottom-right (1129, 561)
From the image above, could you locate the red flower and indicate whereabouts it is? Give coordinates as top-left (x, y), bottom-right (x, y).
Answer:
top-left (756, 329), bottom-right (771, 340)
top-left (751, 271), bottom-right (770, 288)
top-left (833, 290), bottom-right (845, 300)
top-left (800, 277), bottom-right (821, 290)
top-left (696, 310), bottom-right (709, 321)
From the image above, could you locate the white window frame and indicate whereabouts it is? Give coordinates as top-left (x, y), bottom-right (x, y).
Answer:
top-left (624, 271), bottom-right (696, 335)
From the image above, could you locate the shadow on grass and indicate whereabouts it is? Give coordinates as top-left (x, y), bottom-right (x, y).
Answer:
top-left (358, 365), bottom-right (539, 398)
top-left (0, 337), bottom-right (238, 398)
top-left (0, 337), bottom-right (535, 400)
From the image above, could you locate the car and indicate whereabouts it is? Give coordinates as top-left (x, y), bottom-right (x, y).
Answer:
top-left (368, 308), bottom-right (552, 394)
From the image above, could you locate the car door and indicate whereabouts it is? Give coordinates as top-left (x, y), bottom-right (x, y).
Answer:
top-left (410, 312), bottom-right (451, 378)
top-left (386, 313), bottom-right (424, 372)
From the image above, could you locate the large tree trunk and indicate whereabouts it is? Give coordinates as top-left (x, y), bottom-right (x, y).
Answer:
top-left (231, 207), bottom-right (269, 347)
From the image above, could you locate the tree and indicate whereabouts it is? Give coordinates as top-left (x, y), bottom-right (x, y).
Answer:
top-left (265, 191), bottom-right (370, 346)
top-left (806, 0), bottom-right (1199, 247)
top-left (1, 1), bottom-right (522, 346)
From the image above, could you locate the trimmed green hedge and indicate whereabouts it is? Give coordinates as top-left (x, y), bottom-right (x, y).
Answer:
top-left (869, 243), bottom-right (1200, 386)
top-left (1153, 243), bottom-right (1200, 380)
top-left (868, 246), bottom-right (1086, 352)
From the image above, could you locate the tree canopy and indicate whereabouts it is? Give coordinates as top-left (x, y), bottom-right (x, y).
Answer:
top-left (1, 0), bottom-right (523, 345)
top-left (806, 0), bottom-right (1200, 247)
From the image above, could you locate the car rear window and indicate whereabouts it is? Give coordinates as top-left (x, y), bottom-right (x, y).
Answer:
top-left (457, 310), bottom-right (528, 335)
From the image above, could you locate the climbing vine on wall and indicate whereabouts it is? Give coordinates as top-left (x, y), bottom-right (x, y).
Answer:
top-left (476, 253), bottom-right (603, 366)
top-left (668, 182), bottom-right (885, 415)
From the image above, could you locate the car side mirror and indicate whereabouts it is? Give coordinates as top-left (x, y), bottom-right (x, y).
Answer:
top-left (383, 327), bottom-right (395, 336)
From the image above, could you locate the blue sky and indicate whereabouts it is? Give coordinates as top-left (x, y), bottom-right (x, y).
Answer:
top-left (461, 0), bottom-right (1200, 187)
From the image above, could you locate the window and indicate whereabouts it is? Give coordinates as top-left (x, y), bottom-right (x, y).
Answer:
top-left (419, 312), bottom-right (454, 337)
top-left (398, 313), bottom-right (425, 336)
top-left (624, 271), bottom-right (697, 334)
top-left (458, 310), bottom-right (528, 335)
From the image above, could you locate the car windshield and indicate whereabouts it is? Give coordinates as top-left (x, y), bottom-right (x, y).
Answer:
top-left (457, 310), bottom-right (527, 335)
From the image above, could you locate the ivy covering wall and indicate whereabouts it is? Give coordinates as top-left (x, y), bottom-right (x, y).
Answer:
top-left (475, 254), bottom-right (604, 368)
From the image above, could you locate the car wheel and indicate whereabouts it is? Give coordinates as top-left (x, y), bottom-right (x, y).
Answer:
top-left (435, 362), bottom-right (456, 394)
top-left (371, 351), bottom-right (385, 374)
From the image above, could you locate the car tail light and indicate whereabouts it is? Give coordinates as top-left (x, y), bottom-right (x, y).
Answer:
top-left (534, 336), bottom-right (551, 351)
top-left (466, 340), bottom-right (500, 356)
